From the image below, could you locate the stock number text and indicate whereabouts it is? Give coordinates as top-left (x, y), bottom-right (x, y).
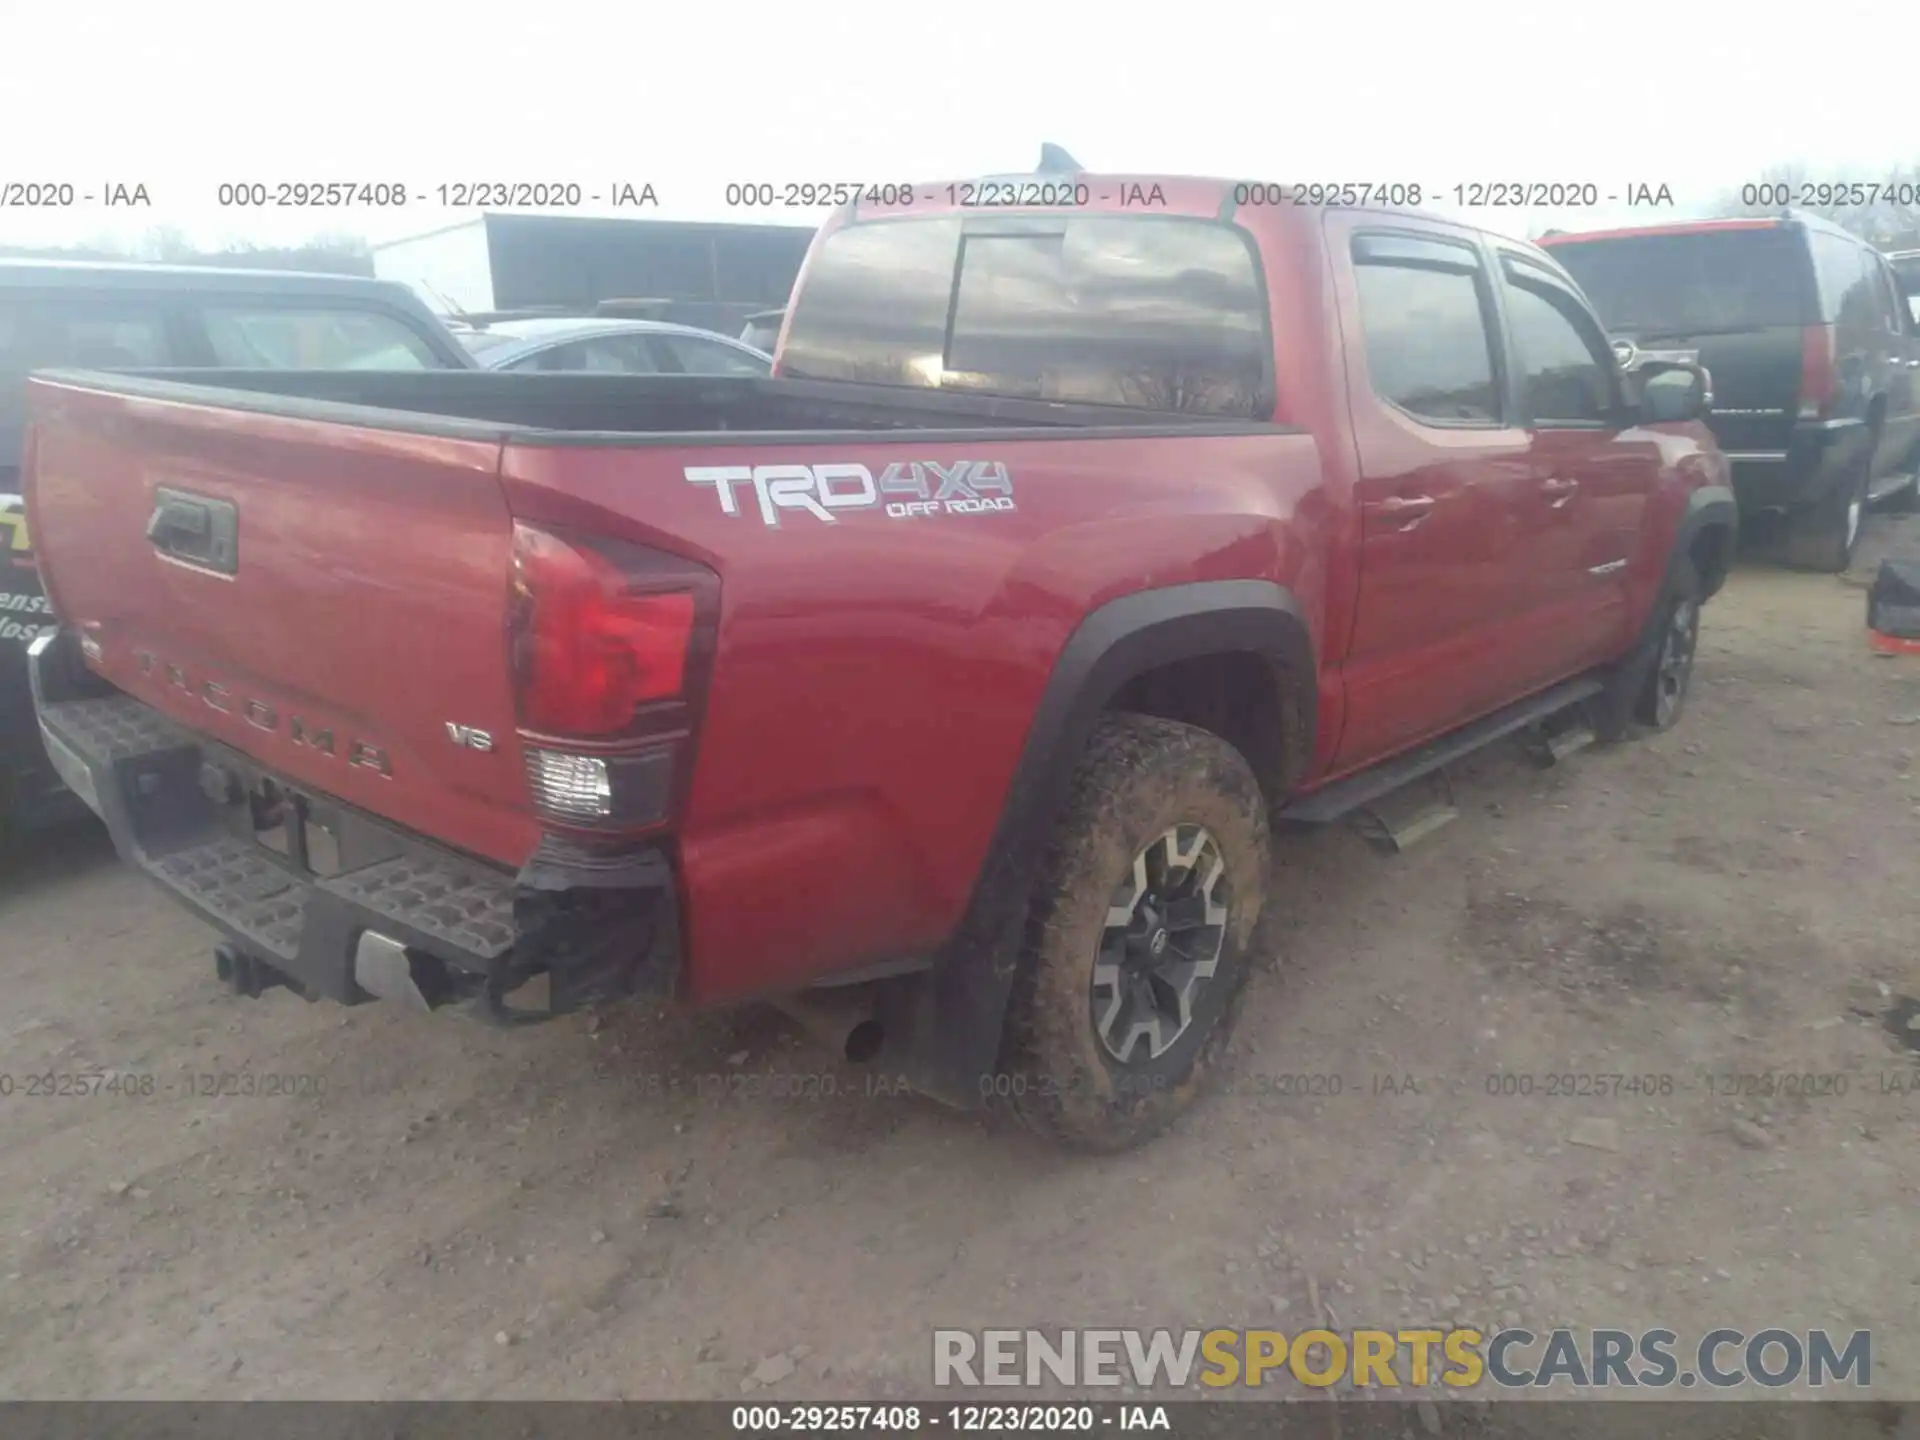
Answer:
top-left (217, 182), bottom-right (409, 207)
top-left (1235, 182), bottom-right (1423, 207)
top-left (725, 182), bottom-right (915, 208)
top-left (1742, 180), bottom-right (1920, 209)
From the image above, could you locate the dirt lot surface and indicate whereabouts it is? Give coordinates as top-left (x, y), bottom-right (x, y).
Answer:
top-left (3, 525), bottom-right (1919, 1404)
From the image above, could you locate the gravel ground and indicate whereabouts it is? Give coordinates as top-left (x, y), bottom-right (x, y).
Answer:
top-left (1, 523), bottom-right (1917, 1403)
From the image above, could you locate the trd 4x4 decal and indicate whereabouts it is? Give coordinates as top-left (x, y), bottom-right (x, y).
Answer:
top-left (684, 461), bottom-right (1014, 527)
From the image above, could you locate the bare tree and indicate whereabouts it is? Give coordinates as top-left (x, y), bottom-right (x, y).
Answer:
top-left (132, 225), bottom-right (197, 263)
top-left (1115, 359), bottom-right (1262, 418)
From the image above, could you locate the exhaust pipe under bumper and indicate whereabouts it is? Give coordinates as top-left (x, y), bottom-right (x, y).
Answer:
top-left (770, 986), bottom-right (886, 1064)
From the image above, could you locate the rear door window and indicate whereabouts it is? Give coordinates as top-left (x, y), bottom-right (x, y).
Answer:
top-left (780, 215), bottom-right (1273, 418)
top-left (1809, 233), bottom-right (1880, 330)
top-left (1547, 228), bottom-right (1811, 335)
top-left (1350, 233), bottom-right (1502, 425)
top-left (199, 304), bottom-right (443, 369)
top-left (1867, 254), bottom-right (1905, 333)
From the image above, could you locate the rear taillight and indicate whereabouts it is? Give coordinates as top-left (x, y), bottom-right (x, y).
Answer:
top-left (510, 523), bottom-right (700, 735)
top-left (1799, 325), bottom-right (1837, 419)
top-left (509, 521), bottom-right (716, 832)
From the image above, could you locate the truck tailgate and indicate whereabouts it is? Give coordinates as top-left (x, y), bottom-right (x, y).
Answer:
top-left (25, 376), bottom-right (536, 866)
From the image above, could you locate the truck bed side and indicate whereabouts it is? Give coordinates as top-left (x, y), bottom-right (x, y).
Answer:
top-left (497, 427), bottom-right (1328, 1000)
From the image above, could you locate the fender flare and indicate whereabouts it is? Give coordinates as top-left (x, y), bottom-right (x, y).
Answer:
top-left (1674, 485), bottom-right (1737, 600)
top-left (890, 579), bottom-right (1315, 1107)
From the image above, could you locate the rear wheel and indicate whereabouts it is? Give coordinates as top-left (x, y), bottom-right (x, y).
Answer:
top-left (1783, 452), bottom-right (1870, 572)
top-left (1002, 714), bottom-right (1269, 1151)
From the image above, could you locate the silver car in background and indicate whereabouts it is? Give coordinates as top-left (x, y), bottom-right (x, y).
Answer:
top-left (451, 316), bottom-right (771, 374)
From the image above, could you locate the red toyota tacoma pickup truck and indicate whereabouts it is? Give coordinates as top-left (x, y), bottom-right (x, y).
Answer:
top-left (22, 177), bottom-right (1736, 1149)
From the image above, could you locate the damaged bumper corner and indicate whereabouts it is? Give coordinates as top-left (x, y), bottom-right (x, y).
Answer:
top-left (28, 628), bottom-right (680, 1023)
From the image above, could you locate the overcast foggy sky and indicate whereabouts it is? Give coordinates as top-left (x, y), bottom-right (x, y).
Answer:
top-left (3, 0), bottom-right (1913, 252)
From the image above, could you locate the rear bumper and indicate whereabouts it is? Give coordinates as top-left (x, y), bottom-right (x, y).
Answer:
top-left (28, 629), bottom-right (679, 1020)
top-left (1724, 417), bottom-right (1869, 511)
top-left (3, 645), bottom-right (95, 836)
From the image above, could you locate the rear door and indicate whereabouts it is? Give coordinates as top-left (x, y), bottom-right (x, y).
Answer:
top-left (1863, 249), bottom-right (1920, 490)
top-left (1330, 222), bottom-right (1541, 769)
top-left (1491, 249), bottom-right (1650, 669)
top-left (1808, 229), bottom-right (1902, 464)
top-left (1545, 225), bottom-right (1813, 463)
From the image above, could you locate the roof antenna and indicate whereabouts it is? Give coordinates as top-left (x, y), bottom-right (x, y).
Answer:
top-left (1036, 143), bottom-right (1083, 173)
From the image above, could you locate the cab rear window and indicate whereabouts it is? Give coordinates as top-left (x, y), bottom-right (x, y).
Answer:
top-left (779, 215), bottom-right (1273, 418)
top-left (1546, 228), bottom-right (1812, 336)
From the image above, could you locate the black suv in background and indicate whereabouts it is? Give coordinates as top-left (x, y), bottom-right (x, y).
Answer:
top-left (0, 260), bottom-right (475, 843)
top-left (1543, 214), bottom-right (1920, 571)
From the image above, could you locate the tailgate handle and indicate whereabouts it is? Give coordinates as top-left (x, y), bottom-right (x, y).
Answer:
top-left (147, 488), bottom-right (238, 575)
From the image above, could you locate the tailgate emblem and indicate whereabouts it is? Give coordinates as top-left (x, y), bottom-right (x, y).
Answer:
top-left (131, 648), bottom-right (394, 777)
top-left (445, 722), bottom-right (494, 752)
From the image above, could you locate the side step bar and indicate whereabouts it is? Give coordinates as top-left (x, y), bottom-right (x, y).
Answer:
top-left (1351, 771), bottom-right (1459, 854)
top-left (1280, 676), bottom-right (1605, 825)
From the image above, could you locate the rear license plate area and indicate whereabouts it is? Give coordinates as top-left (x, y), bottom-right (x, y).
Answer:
top-left (244, 775), bottom-right (343, 877)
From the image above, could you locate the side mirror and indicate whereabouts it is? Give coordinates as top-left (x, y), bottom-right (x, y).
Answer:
top-left (1634, 360), bottom-right (1712, 424)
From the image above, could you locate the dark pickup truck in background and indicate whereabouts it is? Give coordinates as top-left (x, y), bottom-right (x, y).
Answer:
top-left (23, 179), bottom-right (1734, 1149)
top-left (0, 260), bottom-right (475, 842)
top-left (1543, 214), bottom-right (1920, 572)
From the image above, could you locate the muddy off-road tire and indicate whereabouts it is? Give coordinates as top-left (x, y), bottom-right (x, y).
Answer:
top-left (1002, 714), bottom-right (1269, 1151)
top-left (1594, 556), bottom-right (1703, 743)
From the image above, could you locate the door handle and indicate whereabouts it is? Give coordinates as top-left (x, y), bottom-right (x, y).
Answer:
top-left (147, 487), bottom-right (239, 574)
top-left (1541, 477), bottom-right (1580, 508)
top-left (147, 497), bottom-right (210, 546)
top-left (1363, 494), bottom-right (1437, 532)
